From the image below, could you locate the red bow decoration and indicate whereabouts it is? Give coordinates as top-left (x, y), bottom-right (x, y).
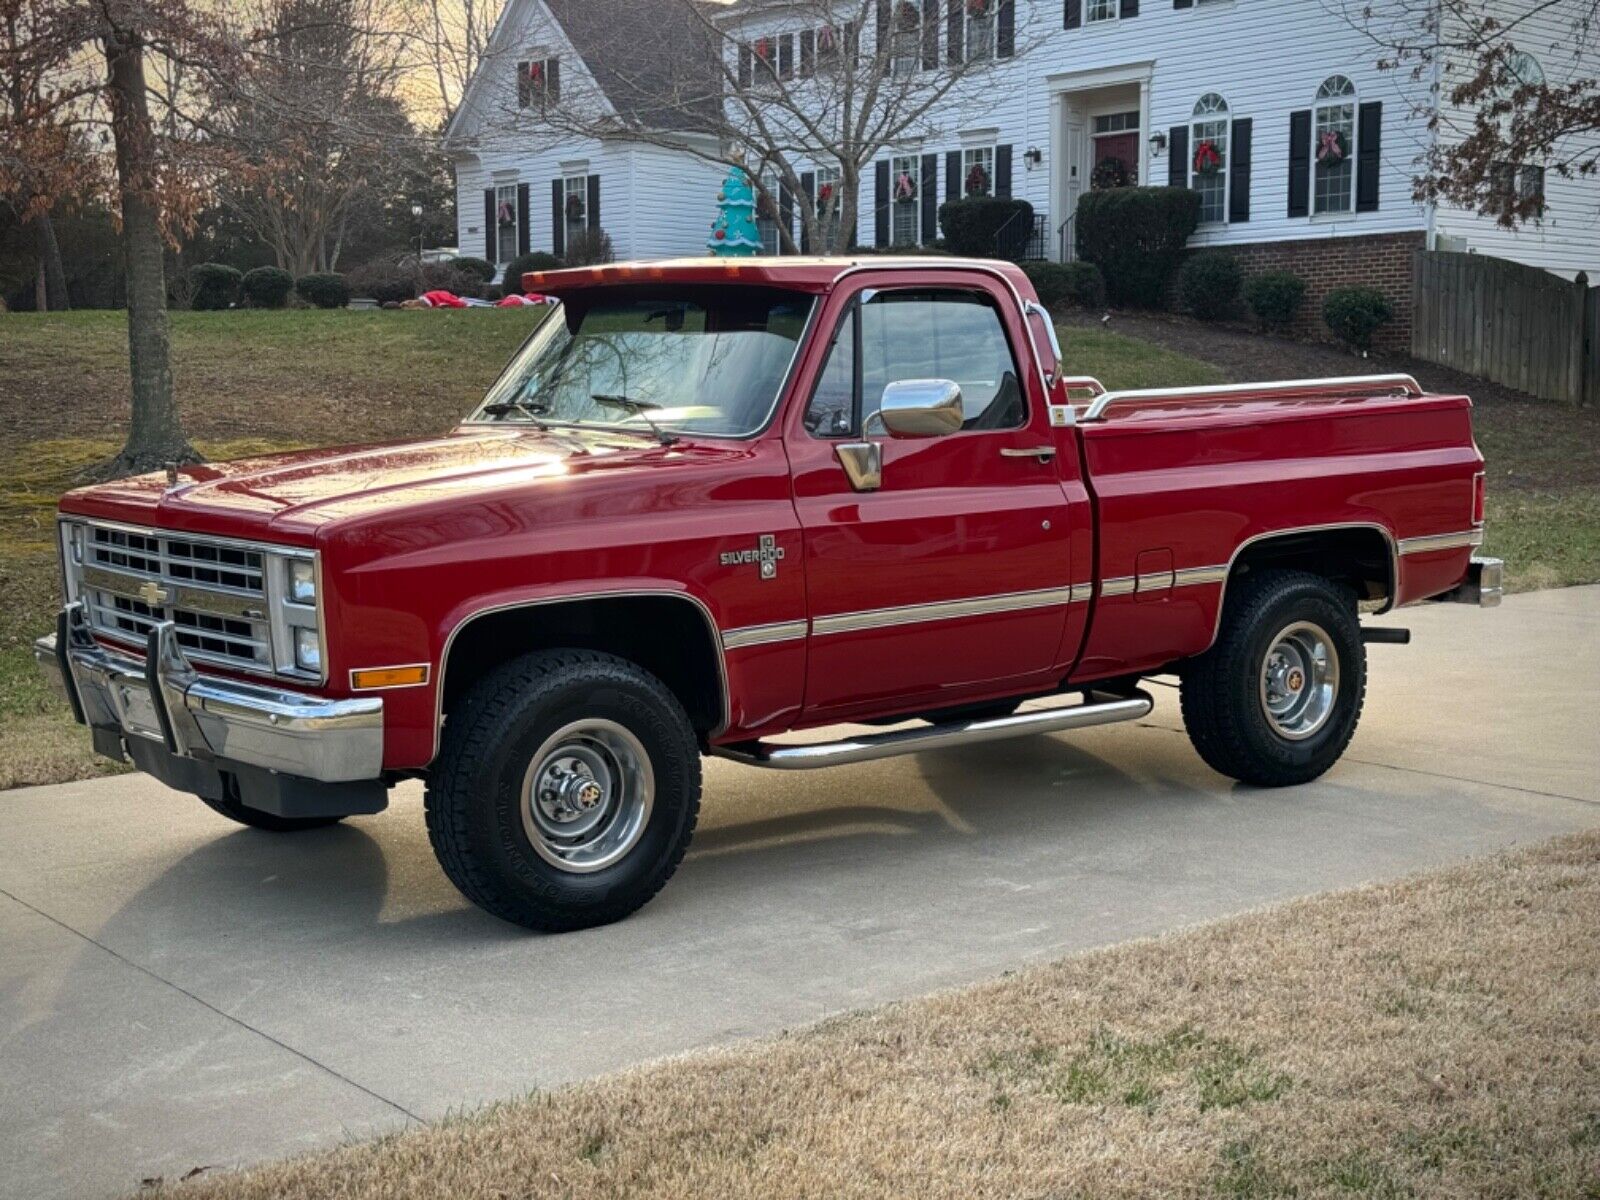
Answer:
top-left (1316, 130), bottom-right (1346, 165)
top-left (1192, 139), bottom-right (1222, 176)
top-left (754, 37), bottom-right (770, 60)
top-left (894, 172), bottom-right (916, 201)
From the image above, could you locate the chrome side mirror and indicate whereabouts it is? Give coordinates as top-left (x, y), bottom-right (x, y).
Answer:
top-left (834, 442), bottom-right (881, 492)
top-left (876, 379), bottom-right (964, 437)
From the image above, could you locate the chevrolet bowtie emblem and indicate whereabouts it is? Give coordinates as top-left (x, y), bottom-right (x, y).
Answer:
top-left (719, 534), bottom-right (785, 580)
top-left (138, 581), bottom-right (170, 607)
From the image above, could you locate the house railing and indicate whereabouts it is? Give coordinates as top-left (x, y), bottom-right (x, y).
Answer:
top-left (993, 212), bottom-right (1048, 262)
top-left (1057, 214), bottom-right (1076, 263)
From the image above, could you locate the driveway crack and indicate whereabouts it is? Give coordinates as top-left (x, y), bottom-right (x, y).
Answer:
top-left (0, 883), bottom-right (423, 1124)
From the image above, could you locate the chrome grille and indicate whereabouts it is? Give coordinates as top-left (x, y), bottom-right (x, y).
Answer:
top-left (67, 521), bottom-right (315, 679)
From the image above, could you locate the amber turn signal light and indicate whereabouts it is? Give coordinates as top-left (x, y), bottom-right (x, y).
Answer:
top-left (350, 665), bottom-right (429, 690)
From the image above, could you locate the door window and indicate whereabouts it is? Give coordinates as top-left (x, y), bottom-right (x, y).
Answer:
top-left (805, 290), bottom-right (1025, 437)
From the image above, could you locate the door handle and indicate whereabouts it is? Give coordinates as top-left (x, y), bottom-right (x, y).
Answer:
top-left (1000, 446), bottom-right (1057, 462)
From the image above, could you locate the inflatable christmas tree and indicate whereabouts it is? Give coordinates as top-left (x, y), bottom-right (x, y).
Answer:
top-left (707, 165), bottom-right (762, 257)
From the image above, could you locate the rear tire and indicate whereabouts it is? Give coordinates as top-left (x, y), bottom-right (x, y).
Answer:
top-left (1180, 569), bottom-right (1365, 787)
top-left (425, 649), bottom-right (701, 932)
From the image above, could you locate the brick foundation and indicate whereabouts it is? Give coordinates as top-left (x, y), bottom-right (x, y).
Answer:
top-left (1181, 231), bottom-right (1423, 351)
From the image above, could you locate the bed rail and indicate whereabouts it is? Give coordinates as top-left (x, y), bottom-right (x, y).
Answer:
top-left (1078, 374), bottom-right (1424, 423)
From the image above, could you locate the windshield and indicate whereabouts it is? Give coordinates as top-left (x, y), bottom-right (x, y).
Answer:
top-left (470, 286), bottom-right (814, 438)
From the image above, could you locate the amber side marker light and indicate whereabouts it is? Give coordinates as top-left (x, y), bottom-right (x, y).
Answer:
top-left (350, 665), bottom-right (430, 690)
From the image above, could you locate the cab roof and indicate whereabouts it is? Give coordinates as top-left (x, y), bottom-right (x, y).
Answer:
top-left (521, 256), bottom-right (1033, 298)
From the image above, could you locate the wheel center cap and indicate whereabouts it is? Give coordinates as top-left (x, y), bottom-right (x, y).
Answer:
top-left (1286, 668), bottom-right (1305, 692)
top-left (575, 780), bottom-right (604, 810)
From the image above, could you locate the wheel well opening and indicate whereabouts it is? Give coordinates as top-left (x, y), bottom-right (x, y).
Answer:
top-left (442, 596), bottom-right (725, 738)
top-left (1230, 527), bottom-right (1393, 606)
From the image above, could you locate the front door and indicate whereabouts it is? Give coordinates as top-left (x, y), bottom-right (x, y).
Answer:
top-left (786, 272), bottom-right (1077, 721)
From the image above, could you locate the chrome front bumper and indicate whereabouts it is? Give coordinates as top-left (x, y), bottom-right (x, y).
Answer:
top-left (35, 603), bottom-right (383, 784)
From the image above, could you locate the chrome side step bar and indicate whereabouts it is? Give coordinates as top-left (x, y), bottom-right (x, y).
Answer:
top-left (711, 689), bottom-right (1154, 771)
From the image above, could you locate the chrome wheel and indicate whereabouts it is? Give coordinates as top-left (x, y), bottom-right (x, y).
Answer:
top-left (1258, 621), bottom-right (1340, 741)
top-left (520, 719), bottom-right (654, 874)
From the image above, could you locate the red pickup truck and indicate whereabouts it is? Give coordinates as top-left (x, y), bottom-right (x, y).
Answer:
top-left (37, 258), bottom-right (1500, 931)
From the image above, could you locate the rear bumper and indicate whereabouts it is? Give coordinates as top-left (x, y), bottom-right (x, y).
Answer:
top-left (36, 604), bottom-right (387, 810)
top-left (1433, 556), bottom-right (1503, 608)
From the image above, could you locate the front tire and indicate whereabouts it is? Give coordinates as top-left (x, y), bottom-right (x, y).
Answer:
top-left (1180, 569), bottom-right (1366, 787)
top-left (425, 649), bottom-right (702, 932)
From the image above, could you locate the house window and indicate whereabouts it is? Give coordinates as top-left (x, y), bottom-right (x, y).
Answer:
top-left (816, 22), bottom-right (854, 71)
top-left (1313, 75), bottom-right (1357, 216)
top-left (962, 146), bottom-right (995, 197)
top-left (966, 0), bottom-right (996, 60)
top-left (1086, 0), bottom-right (1117, 22)
top-left (815, 165), bottom-right (843, 250)
top-left (756, 171), bottom-right (783, 255)
top-left (889, 2), bottom-right (921, 77)
top-left (1492, 161), bottom-right (1546, 218)
top-left (516, 57), bottom-right (559, 110)
top-left (495, 182), bottom-right (519, 265)
top-left (563, 176), bottom-right (588, 247)
top-left (891, 154), bottom-right (921, 246)
top-left (1190, 93), bottom-right (1229, 225)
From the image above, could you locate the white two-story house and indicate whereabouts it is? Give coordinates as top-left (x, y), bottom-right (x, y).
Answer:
top-left (447, 0), bottom-right (1598, 347)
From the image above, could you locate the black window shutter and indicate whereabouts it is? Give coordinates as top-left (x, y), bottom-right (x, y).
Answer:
top-left (1287, 109), bottom-right (1311, 217)
top-left (551, 179), bottom-right (565, 256)
top-left (946, 149), bottom-right (961, 203)
top-left (874, 160), bottom-right (890, 247)
top-left (876, 0), bottom-right (890, 56)
top-left (1356, 101), bottom-right (1382, 212)
top-left (921, 153), bottom-right (938, 242)
top-left (738, 43), bottom-right (752, 87)
top-left (800, 29), bottom-right (814, 76)
top-left (922, 1), bottom-right (939, 68)
top-left (779, 33), bottom-right (794, 79)
top-left (800, 171), bottom-right (816, 252)
top-left (517, 183), bottom-right (531, 254)
top-left (515, 61), bottom-right (530, 108)
top-left (587, 175), bottom-right (600, 231)
top-left (946, 0), bottom-right (963, 63)
top-left (998, 0), bottom-right (1015, 55)
top-left (1065, 0), bottom-right (1081, 29)
top-left (1168, 126), bottom-right (1188, 188)
top-left (994, 144), bottom-right (1012, 198)
top-left (1120, 0), bottom-right (1138, 16)
top-left (1228, 118), bottom-right (1251, 223)
top-left (483, 188), bottom-right (496, 261)
top-left (547, 57), bottom-right (560, 104)
top-left (1174, 0), bottom-right (1193, 7)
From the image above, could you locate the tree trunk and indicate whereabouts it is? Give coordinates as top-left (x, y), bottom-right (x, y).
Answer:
top-left (32, 212), bottom-right (70, 311)
top-left (100, 27), bottom-right (196, 478)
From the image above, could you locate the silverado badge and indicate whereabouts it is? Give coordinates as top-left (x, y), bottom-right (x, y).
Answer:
top-left (720, 534), bottom-right (785, 580)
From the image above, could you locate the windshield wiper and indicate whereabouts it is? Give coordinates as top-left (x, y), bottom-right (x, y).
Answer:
top-left (590, 394), bottom-right (678, 445)
top-left (481, 398), bottom-right (550, 421)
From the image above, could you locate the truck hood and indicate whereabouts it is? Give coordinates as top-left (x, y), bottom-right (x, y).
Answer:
top-left (58, 427), bottom-right (717, 539)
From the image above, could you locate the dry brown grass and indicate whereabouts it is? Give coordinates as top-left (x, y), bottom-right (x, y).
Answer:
top-left (156, 831), bottom-right (1600, 1200)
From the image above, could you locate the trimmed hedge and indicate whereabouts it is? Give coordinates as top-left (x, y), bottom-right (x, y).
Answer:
top-left (241, 266), bottom-right (293, 309)
top-left (1244, 270), bottom-right (1307, 332)
top-left (1178, 251), bottom-right (1242, 321)
top-left (295, 272), bottom-right (351, 309)
top-left (347, 262), bottom-right (417, 305)
top-left (1075, 187), bottom-right (1200, 307)
top-left (1323, 286), bottom-right (1393, 351)
top-left (1022, 261), bottom-right (1106, 310)
top-left (503, 251), bottom-right (564, 293)
top-left (450, 256), bottom-right (496, 282)
top-left (937, 197), bottom-right (1033, 259)
top-left (189, 263), bottom-right (243, 311)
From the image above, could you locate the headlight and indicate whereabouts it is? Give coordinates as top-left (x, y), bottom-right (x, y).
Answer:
top-left (294, 627), bottom-right (322, 672)
top-left (288, 559), bottom-right (316, 605)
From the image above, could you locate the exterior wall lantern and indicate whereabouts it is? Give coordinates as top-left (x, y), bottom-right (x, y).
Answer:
top-left (1148, 130), bottom-right (1168, 158)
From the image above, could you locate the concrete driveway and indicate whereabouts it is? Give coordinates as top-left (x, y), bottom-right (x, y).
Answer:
top-left (2, 587), bottom-right (1597, 1199)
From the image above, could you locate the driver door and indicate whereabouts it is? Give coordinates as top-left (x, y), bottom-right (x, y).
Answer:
top-left (786, 275), bottom-right (1076, 721)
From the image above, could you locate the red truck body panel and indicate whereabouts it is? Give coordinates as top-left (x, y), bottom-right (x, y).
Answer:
top-left (58, 259), bottom-right (1485, 773)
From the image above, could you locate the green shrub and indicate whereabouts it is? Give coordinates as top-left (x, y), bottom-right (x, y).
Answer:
top-left (419, 262), bottom-right (492, 299)
top-left (1022, 261), bottom-right (1106, 310)
top-left (347, 262), bottom-right (417, 305)
top-left (1075, 187), bottom-right (1201, 307)
top-left (937, 197), bottom-right (1034, 259)
top-left (1243, 270), bottom-right (1307, 332)
top-left (1323, 286), bottom-right (1393, 351)
top-left (449, 256), bottom-right (496, 282)
top-left (503, 252), bottom-right (564, 293)
top-left (189, 262), bottom-right (243, 311)
top-left (295, 272), bottom-right (351, 309)
top-left (1178, 251), bottom-right (1242, 321)
top-left (564, 227), bottom-right (614, 267)
top-left (240, 266), bottom-right (293, 309)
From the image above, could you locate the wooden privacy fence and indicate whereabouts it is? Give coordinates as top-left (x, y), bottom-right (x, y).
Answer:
top-left (1411, 250), bottom-right (1597, 405)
